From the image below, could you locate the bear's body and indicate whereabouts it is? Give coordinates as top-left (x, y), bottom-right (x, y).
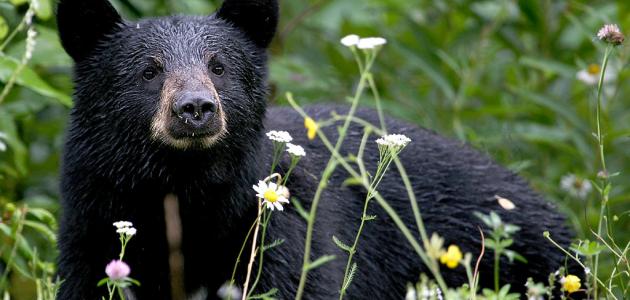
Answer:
top-left (56, 0), bottom-right (573, 299)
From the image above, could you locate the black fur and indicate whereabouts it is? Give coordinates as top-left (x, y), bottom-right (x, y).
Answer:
top-left (56, 0), bottom-right (573, 299)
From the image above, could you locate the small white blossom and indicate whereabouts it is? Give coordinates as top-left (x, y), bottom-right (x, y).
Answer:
top-left (266, 130), bottom-right (293, 143)
top-left (584, 267), bottom-right (591, 274)
top-left (286, 143), bottom-right (306, 157)
top-left (597, 24), bottom-right (624, 45)
top-left (252, 181), bottom-right (290, 211)
top-left (116, 227), bottom-right (137, 237)
top-left (357, 37), bottom-right (387, 49)
top-left (217, 283), bottom-right (242, 300)
top-left (340, 34), bottom-right (360, 47)
top-left (113, 221), bottom-right (133, 229)
top-left (560, 174), bottom-right (592, 200)
top-left (404, 286), bottom-right (416, 300)
top-left (376, 134), bottom-right (411, 148)
top-left (576, 63), bottom-right (617, 86)
top-left (24, 28), bottom-right (37, 61)
top-left (0, 132), bottom-right (7, 152)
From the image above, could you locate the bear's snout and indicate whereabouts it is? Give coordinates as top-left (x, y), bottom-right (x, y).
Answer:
top-left (173, 91), bottom-right (218, 126)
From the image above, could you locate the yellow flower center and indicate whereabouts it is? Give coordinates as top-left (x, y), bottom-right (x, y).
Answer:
top-left (264, 189), bottom-right (279, 203)
top-left (439, 245), bottom-right (463, 269)
top-left (304, 117), bottom-right (318, 140)
top-left (563, 274), bottom-right (581, 294)
top-left (587, 64), bottom-right (600, 75)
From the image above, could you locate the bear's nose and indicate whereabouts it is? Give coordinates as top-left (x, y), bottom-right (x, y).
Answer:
top-left (173, 92), bottom-right (217, 123)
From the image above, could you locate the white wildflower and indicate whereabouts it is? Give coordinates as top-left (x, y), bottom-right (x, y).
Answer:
top-left (24, 28), bottom-right (37, 61)
top-left (217, 282), bottom-right (242, 300)
top-left (597, 24), bottom-right (624, 45)
top-left (252, 181), bottom-right (290, 211)
top-left (376, 134), bottom-right (411, 148)
top-left (560, 174), bottom-right (592, 200)
top-left (266, 130), bottom-right (293, 143)
top-left (340, 34), bottom-right (360, 47)
top-left (116, 226), bottom-right (137, 237)
top-left (357, 37), bottom-right (387, 49)
top-left (286, 143), bottom-right (306, 157)
top-left (404, 286), bottom-right (416, 300)
top-left (113, 221), bottom-right (133, 229)
top-left (576, 63), bottom-right (617, 86)
top-left (0, 132), bottom-right (7, 152)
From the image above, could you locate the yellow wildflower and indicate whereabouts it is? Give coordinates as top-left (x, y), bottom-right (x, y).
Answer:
top-left (439, 245), bottom-right (462, 269)
top-left (304, 117), bottom-right (318, 140)
top-left (561, 275), bottom-right (581, 294)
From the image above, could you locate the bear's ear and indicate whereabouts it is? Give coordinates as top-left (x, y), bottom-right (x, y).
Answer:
top-left (57, 0), bottom-right (123, 62)
top-left (216, 0), bottom-right (279, 48)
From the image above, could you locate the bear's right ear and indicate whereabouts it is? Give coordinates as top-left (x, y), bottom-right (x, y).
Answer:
top-left (57, 0), bottom-right (123, 62)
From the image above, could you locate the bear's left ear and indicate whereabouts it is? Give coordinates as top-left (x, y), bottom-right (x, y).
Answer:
top-left (57, 0), bottom-right (123, 62)
top-left (216, 0), bottom-right (279, 48)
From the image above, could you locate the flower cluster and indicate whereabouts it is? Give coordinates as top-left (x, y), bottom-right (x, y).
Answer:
top-left (376, 134), bottom-right (411, 148)
top-left (266, 130), bottom-right (293, 143)
top-left (597, 24), bottom-right (624, 45)
top-left (340, 34), bottom-right (387, 49)
top-left (286, 143), bottom-right (306, 157)
top-left (113, 221), bottom-right (137, 237)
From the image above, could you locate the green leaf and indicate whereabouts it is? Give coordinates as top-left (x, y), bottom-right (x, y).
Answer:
top-left (0, 16), bottom-right (8, 41)
top-left (362, 215), bottom-right (377, 221)
top-left (341, 176), bottom-right (362, 187)
top-left (341, 263), bottom-right (357, 291)
top-left (305, 255), bottom-right (336, 271)
top-left (0, 55), bottom-right (72, 106)
top-left (332, 235), bottom-right (353, 253)
top-left (96, 278), bottom-right (109, 287)
top-left (262, 239), bottom-right (285, 251)
top-left (23, 220), bottom-right (57, 243)
top-left (34, 0), bottom-right (53, 20)
top-left (291, 197), bottom-right (310, 221)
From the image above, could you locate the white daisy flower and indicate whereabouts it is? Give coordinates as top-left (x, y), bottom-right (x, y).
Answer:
top-left (376, 134), bottom-right (411, 148)
top-left (576, 63), bottom-right (617, 86)
top-left (340, 34), bottom-right (360, 47)
top-left (286, 143), bottom-right (306, 157)
top-left (357, 37), bottom-right (387, 49)
top-left (560, 174), bottom-right (592, 200)
top-left (113, 221), bottom-right (133, 229)
top-left (597, 24), bottom-right (624, 45)
top-left (266, 130), bottom-right (293, 143)
top-left (252, 180), bottom-right (290, 211)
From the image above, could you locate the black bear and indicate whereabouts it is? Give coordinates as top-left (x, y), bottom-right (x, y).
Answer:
top-left (56, 0), bottom-right (574, 299)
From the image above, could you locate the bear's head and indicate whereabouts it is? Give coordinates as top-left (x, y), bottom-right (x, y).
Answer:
top-left (57, 0), bottom-right (278, 150)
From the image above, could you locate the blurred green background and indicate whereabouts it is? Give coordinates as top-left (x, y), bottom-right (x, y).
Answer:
top-left (0, 0), bottom-right (629, 298)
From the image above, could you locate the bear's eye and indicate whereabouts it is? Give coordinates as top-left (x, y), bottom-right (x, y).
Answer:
top-left (210, 65), bottom-right (225, 76)
top-left (142, 67), bottom-right (159, 81)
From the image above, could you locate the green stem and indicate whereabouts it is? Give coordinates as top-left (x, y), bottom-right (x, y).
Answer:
top-left (494, 248), bottom-right (500, 293)
top-left (247, 211), bottom-right (272, 298)
top-left (228, 218), bottom-right (259, 300)
top-left (293, 53), bottom-right (377, 300)
top-left (593, 44), bottom-right (613, 300)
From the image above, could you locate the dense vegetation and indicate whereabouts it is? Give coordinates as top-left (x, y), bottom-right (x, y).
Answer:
top-left (0, 0), bottom-right (628, 298)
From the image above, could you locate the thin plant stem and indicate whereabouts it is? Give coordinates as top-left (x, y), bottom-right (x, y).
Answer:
top-left (0, 207), bottom-right (27, 290)
top-left (293, 51), bottom-right (377, 300)
top-left (593, 44), bottom-right (613, 300)
top-left (247, 211), bottom-right (272, 298)
top-left (228, 217), bottom-right (258, 295)
top-left (241, 200), bottom-right (263, 300)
